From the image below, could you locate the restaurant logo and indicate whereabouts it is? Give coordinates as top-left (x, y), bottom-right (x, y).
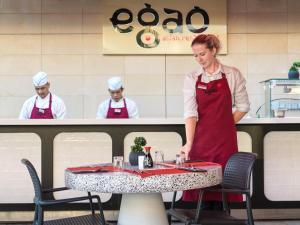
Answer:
top-left (110, 3), bottom-right (210, 49)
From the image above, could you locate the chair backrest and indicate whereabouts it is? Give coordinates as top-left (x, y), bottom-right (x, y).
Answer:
top-left (21, 159), bottom-right (42, 201)
top-left (222, 152), bottom-right (257, 190)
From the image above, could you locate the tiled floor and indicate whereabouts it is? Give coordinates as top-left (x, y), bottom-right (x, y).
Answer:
top-left (4, 222), bottom-right (300, 225)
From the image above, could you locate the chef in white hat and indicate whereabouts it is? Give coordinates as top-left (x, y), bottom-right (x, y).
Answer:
top-left (19, 71), bottom-right (67, 119)
top-left (96, 76), bottom-right (139, 119)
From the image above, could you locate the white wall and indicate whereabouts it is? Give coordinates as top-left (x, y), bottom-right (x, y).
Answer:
top-left (0, 0), bottom-right (299, 118)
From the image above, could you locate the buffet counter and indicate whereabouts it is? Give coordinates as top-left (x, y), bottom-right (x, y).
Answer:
top-left (0, 118), bottom-right (300, 213)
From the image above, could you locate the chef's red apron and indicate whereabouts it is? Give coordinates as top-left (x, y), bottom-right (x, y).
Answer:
top-left (106, 99), bottom-right (129, 119)
top-left (182, 73), bottom-right (242, 202)
top-left (30, 93), bottom-right (54, 119)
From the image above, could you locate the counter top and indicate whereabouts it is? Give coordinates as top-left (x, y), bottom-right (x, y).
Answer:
top-left (1, 117), bottom-right (300, 125)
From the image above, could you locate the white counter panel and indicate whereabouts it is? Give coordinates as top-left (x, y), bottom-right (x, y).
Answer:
top-left (53, 132), bottom-right (112, 202)
top-left (264, 131), bottom-right (300, 201)
top-left (237, 131), bottom-right (252, 153)
top-left (0, 133), bottom-right (41, 203)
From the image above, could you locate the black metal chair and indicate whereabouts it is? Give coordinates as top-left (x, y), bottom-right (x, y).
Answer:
top-left (21, 158), bottom-right (110, 225)
top-left (167, 152), bottom-right (257, 225)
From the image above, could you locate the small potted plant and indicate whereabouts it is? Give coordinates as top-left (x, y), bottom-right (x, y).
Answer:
top-left (129, 137), bottom-right (146, 166)
top-left (288, 62), bottom-right (300, 79)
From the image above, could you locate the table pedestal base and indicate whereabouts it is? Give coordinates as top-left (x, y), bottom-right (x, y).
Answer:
top-left (118, 193), bottom-right (169, 225)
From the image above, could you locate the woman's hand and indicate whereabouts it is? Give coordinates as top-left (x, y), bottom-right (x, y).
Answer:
top-left (180, 143), bottom-right (192, 159)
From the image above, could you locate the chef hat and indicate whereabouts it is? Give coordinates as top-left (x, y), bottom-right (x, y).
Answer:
top-left (107, 76), bottom-right (123, 91)
top-left (33, 71), bottom-right (49, 87)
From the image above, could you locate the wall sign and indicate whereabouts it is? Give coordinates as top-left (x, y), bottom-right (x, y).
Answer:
top-left (103, 0), bottom-right (227, 54)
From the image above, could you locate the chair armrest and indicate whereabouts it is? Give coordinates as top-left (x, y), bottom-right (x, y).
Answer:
top-left (203, 187), bottom-right (250, 194)
top-left (42, 187), bottom-right (69, 193)
top-left (38, 195), bottom-right (100, 206)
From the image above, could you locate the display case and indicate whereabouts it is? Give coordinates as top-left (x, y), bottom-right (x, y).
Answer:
top-left (259, 79), bottom-right (300, 118)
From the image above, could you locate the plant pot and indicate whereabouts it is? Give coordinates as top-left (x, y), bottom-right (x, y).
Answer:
top-left (129, 151), bottom-right (145, 166)
top-left (288, 70), bottom-right (299, 79)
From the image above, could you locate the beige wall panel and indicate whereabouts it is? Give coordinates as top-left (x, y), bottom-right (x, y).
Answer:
top-left (0, 76), bottom-right (34, 97)
top-left (131, 96), bottom-right (165, 118)
top-left (83, 75), bottom-right (113, 96)
top-left (83, 55), bottom-right (124, 75)
top-left (0, 0), bottom-right (297, 120)
top-left (42, 14), bottom-right (82, 34)
top-left (83, 95), bottom-right (107, 119)
top-left (166, 96), bottom-right (183, 118)
top-left (288, 0), bottom-right (300, 12)
top-left (124, 132), bottom-right (182, 201)
top-left (248, 94), bottom-right (265, 117)
top-left (247, 34), bottom-right (287, 54)
top-left (83, 0), bottom-right (103, 13)
top-left (166, 56), bottom-right (198, 75)
top-left (264, 131), bottom-right (300, 201)
top-left (247, 54), bottom-right (288, 75)
top-left (124, 56), bottom-right (165, 75)
top-left (288, 13), bottom-right (300, 32)
top-left (228, 34), bottom-right (247, 54)
top-left (228, 0), bottom-right (247, 13)
top-left (246, 74), bottom-right (282, 95)
top-left (61, 95), bottom-right (84, 119)
top-left (166, 75), bottom-right (184, 96)
top-left (247, 13), bottom-right (287, 33)
top-left (0, 0), bottom-right (41, 13)
top-left (0, 14), bottom-right (41, 34)
top-left (0, 35), bottom-right (41, 54)
top-left (42, 55), bottom-right (83, 75)
top-left (83, 14), bottom-right (103, 34)
top-left (42, 34), bottom-right (83, 54)
top-left (228, 13), bottom-right (247, 33)
top-left (288, 34), bottom-right (300, 53)
top-left (247, 0), bottom-right (287, 13)
top-left (42, 0), bottom-right (83, 13)
top-left (0, 133), bottom-right (41, 203)
top-left (83, 34), bottom-right (103, 54)
top-left (53, 132), bottom-right (112, 202)
top-left (124, 74), bottom-right (165, 96)
top-left (0, 55), bottom-right (41, 75)
top-left (50, 75), bottom-right (83, 95)
top-left (218, 54), bottom-right (248, 76)
top-left (288, 54), bottom-right (300, 66)
top-left (0, 97), bottom-right (29, 118)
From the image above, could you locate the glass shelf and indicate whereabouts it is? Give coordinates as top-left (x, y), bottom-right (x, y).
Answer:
top-left (260, 79), bottom-right (300, 87)
top-left (259, 79), bottom-right (300, 118)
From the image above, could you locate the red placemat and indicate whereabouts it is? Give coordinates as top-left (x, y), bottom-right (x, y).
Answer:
top-left (67, 162), bottom-right (218, 178)
top-left (121, 168), bottom-right (189, 178)
top-left (157, 161), bottom-right (219, 168)
top-left (67, 165), bottom-right (120, 173)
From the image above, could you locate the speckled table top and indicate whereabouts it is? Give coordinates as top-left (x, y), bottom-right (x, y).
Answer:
top-left (65, 165), bottom-right (222, 193)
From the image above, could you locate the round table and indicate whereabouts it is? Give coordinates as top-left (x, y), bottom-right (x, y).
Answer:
top-left (65, 165), bottom-right (222, 225)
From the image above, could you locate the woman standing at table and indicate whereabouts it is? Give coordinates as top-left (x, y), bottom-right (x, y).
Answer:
top-left (181, 34), bottom-right (250, 207)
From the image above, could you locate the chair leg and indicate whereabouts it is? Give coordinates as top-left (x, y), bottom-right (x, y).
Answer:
top-left (222, 192), bottom-right (230, 215)
top-left (32, 205), bottom-right (38, 225)
top-left (37, 205), bottom-right (44, 225)
top-left (167, 214), bottom-right (171, 225)
top-left (246, 194), bottom-right (254, 225)
top-left (95, 195), bottom-right (106, 225)
top-left (88, 192), bottom-right (95, 214)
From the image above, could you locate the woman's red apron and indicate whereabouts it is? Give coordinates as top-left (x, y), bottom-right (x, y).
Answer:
top-left (106, 99), bottom-right (129, 119)
top-left (182, 73), bottom-right (242, 202)
top-left (30, 93), bottom-right (54, 119)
